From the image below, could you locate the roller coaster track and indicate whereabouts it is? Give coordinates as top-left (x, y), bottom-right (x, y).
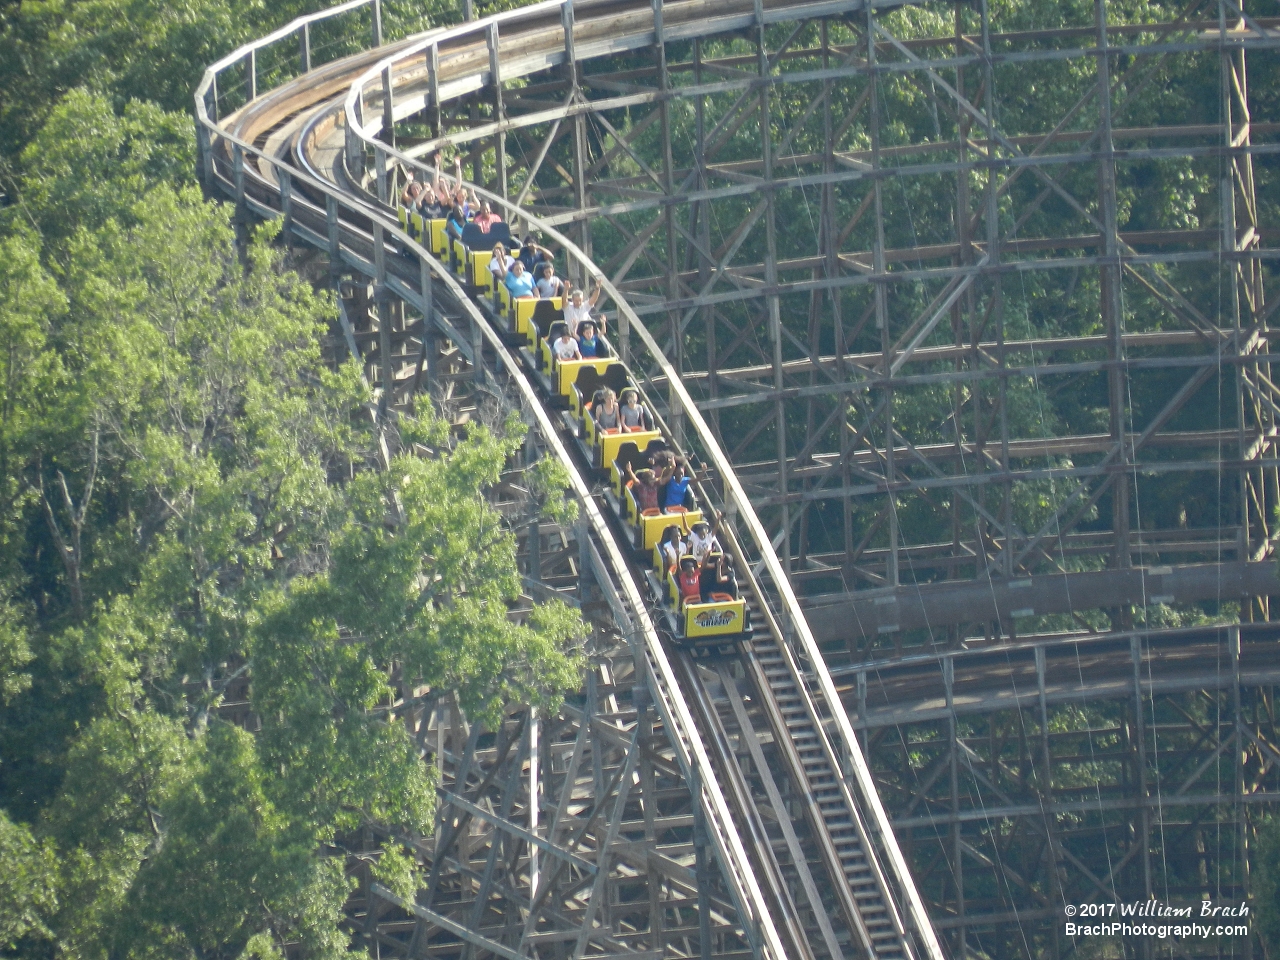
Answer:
top-left (195, 2), bottom-right (949, 958)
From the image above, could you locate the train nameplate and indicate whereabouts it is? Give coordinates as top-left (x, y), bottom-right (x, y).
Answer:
top-left (694, 609), bottom-right (737, 629)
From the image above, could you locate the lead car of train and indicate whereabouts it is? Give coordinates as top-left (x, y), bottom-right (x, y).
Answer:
top-left (398, 207), bottom-right (752, 648)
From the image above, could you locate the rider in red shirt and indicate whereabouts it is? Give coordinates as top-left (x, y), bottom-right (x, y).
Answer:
top-left (676, 557), bottom-right (701, 605)
top-left (624, 463), bottom-right (661, 514)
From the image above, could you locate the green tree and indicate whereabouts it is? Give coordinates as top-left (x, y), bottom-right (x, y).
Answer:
top-left (125, 726), bottom-right (349, 960)
top-left (17, 90), bottom-right (195, 248)
top-left (1255, 815), bottom-right (1280, 955)
top-left (0, 809), bottom-right (58, 952)
top-left (0, 144), bottom-right (583, 960)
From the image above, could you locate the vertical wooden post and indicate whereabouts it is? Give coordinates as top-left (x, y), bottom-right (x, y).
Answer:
top-left (945, 657), bottom-right (964, 959)
top-left (488, 24), bottom-right (508, 199)
top-left (1130, 634), bottom-right (1153, 960)
top-left (346, 97), bottom-right (365, 181)
top-left (196, 119), bottom-right (214, 191)
top-left (327, 194), bottom-right (341, 270)
top-left (527, 708), bottom-right (539, 898)
top-left (429, 44), bottom-right (442, 138)
top-left (867, 3), bottom-right (896, 587)
top-left (564, 1), bottom-right (591, 259)
top-left (758, 5), bottom-right (789, 572)
top-left (411, 254), bottom-right (435, 405)
top-left (375, 148), bottom-right (388, 204)
top-left (1230, 624), bottom-right (1252, 960)
top-left (381, 64), bottom-right (395, 149)
top-left (232, 143), bottom-right (246, 220)
top-left (1096, 0), bottom-right (1130, 582)
top-left (655, 0), bottom-right (681, 404)
top-left (690, 762), bottom-right (713, 960)
top-left (472, 315), bottom-right (484, 385)
top-left (373, 223), bottom-right (394, 420)
top-left (279, 168), bottom-right (293, 247)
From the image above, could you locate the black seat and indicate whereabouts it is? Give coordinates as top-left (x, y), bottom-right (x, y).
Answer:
top-left (644, 438), bottom-right (670, 461)
top-left (459, 223), bottom-right (489, 251)
top-left (539, 310), bottom-right (568, 344)
top-left (600, 363), bottom-right (628, 393)
top-left (487, 222), bottom-right (512, 246)
top-left (612, 442), bottom-right (648, 480)
top-left (699, 566), bottom-right (718, 601)
top-left (458, 221), bottom-right (512, 251)
top-left (531, 299), bottom-right (562, 335)
top-left (571, 364), bottom-right (626, 400)
top-left (573, 367), bottom-right (610, 408)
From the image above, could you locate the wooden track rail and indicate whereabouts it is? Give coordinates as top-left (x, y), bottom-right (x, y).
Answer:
top-left (191, 0), bottom-right (1280, 956)
top-left (189, 1), bottom-right (962, 960)
top-left (331, 6), bottom-right (946, 957)
top-left (196, 7), bottom-right (801, 960)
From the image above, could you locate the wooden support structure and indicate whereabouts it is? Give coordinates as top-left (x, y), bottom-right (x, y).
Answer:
top-left (196, 0), bottom-right (1280, 952)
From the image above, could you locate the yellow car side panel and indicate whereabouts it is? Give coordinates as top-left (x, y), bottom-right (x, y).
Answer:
top-left (470, 251), bottom-right (492, 294)
top-left (557, 358), bottom-right (614, 399)
top-left (684, 598), bottom-right (747, 638)
top-left (638, 509), bottom-right (701, 551)
top-left (598, 429), bottom-right (658, 472)
top-left (429, 220), bottom-right (449, 257)
top-left (515, 297), bottom-right (560, 345)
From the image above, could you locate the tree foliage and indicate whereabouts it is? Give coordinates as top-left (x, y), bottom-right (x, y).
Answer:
top-left (1256, 816), bottom-right (1280, 956)
top-left (0, 810), bottom-right (58, 952)
top-left (0, 1), bottom-right (583, 955)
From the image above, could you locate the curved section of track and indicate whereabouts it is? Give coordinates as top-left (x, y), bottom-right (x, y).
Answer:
top-left (197, 12), bottom-right (800, 960)
top-left (195, 4), bottom-right (946, 959)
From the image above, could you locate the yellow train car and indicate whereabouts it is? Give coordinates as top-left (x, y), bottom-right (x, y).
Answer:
top-left (685, 596), bottom-right (747, 639)
top-left (516, 297), bottom-right (560, 347)
top-left (400, 189), bottom-right (750, 647)
top-left (429, 219), bottom-right (449, 257)
top-left (657, 553), bottom-right (751, 643)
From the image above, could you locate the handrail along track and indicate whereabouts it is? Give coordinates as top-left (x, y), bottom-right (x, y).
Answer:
top-left (339, 5), bottom-right (944, 959)
top-left (195, 3), bottom-right (947, 958)
top-left (195, 11), bottom-right (790, 960)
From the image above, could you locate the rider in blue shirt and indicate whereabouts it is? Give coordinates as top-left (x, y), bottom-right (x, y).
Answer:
top-left (578, 321), bottom-right (602, 358)
top-left (661, 459), bottom-right (692, 511)
top-left (504, 260), bottom-right (535, 298)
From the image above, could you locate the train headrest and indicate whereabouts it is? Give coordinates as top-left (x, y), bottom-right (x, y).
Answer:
top-left (601, 362), bottom-right (628, 390)
top-left (644, 437), bottom-right (670, 458)
top-left (612, 441), bottom-right (643, 471)
top-left (459, 223), bottom-right (489, 250)
top-left (546, 321), bottom-right (568, 342)
top-left (487, 222), bottom-right (512, 246)
top-left (536, 307), bottom-right (564, 339)
top-left (532, 299), bottom-right (562, 328)
top-left (573, 365), bottom-right (608, 398)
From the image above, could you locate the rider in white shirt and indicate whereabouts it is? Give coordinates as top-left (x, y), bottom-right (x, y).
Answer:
top-left (536, 262), bottom-right (568, 299)
top-left (487, 242), bottom-right (515, 286)
top-left (552, 330), bottom-right (582, 361)
top-left (563, 282), bottom-right (603, 336)
top-left (687, 513), bottom-right (724, 563)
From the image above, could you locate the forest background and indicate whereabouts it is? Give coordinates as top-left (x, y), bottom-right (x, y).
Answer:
top-left (5, 0), bottom-right (1280, 956)
top-left (0, 0), bottom-right (586, 956)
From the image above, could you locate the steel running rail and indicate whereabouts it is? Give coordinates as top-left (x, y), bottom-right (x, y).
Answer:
top-left (193, 10), bottom-right (790, 960)
top-left (339, 5), bottom-right (946, 958)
